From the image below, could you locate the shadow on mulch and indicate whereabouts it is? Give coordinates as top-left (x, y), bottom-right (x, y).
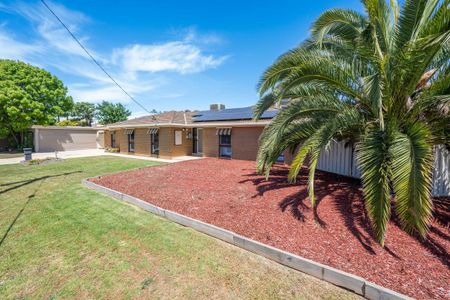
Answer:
top-left (417, 197), bottom-right (449, 268)
top-left (240, 166), bottom-right (449, 265)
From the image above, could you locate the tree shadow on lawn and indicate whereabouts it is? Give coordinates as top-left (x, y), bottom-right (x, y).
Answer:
top-left (240, 166), bottom-right (449, 263)
top-left (0, 171), bottom-right (81, 248)
top-left (0, 171), bottom-right (81, 195)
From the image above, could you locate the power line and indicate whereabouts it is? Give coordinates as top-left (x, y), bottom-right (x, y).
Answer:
top-left (40, 0), bottom-right (151, 114)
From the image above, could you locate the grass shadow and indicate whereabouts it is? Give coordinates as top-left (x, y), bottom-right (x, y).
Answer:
top-left (0, 171), bottom-right (81, 195)
top-left (0, 171), bottom-right (81, 247)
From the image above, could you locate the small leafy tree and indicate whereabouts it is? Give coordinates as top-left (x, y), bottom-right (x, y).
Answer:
top-left (72, 101), bottom-right (96, 126)
top-left (56, 119), bottom-right (81, 126)
top-left (255, 0), bottom-right (449, 245)
top-left (96, 101), bottom-right (131, 125)
top-left (0, 59), bottom-right (73, 147)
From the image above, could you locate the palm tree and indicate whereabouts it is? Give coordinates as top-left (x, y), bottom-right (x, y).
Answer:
top-left (254, 0), bottom-right (449, 245)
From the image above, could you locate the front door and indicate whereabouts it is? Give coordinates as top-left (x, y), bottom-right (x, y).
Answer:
top-left (193, 128), bottom-right (203, 154)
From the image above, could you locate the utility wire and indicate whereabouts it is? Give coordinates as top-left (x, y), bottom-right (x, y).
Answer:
top-left (40, 0), bottom-right (151, 114)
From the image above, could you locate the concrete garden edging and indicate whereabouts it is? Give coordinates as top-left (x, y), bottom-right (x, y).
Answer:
top-left (82, 178), bottom-right (412, 300)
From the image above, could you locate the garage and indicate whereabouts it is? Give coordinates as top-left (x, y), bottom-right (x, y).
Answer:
top-left (32, 126), bottom-right (104, 152)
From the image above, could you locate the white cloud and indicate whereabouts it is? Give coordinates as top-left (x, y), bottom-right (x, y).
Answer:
top-left (11, 0), bottom-right (96, 59)
top-left (128, 111), bottom-right (151, 120)
top-left (69, 84), bottom-right (130, 103)
top-left (0, 1), bottom-right (228, 106)
top-left (0, 29), bottom-right (43, 61)
top-left (179, 26), bottom-right (225, 45)
top-left (68, 78), bottom-right (160, 103)
top-left (113, 41), bottom-right (227, 74)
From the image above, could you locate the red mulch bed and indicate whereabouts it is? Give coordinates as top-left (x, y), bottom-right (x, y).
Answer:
top-left (90, 158), bottom-right (449, 299)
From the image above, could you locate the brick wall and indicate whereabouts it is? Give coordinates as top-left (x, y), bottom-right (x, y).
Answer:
top-left (231, 127), bottom-right (263, 160)
top-left (159, 127), bottom-right (192, 158)
top-left (104, 130), bottom-right (112, 148)
top-left (119, 129), bottom-right (129, 154)
top-left (201, 127), bottom-right (264, 161)
top-left (134, 128), bottom-right (150, 155)
top-left (110, 126), bottom-right (264, 161)
top-left (158, 127), bottom-right (171, 158)
top-left (115, 129), bottom-right (122, 150)
top-left (171, 128), bottom-right (193, 157)
top-left (202, 128), bottom-right (218, 158)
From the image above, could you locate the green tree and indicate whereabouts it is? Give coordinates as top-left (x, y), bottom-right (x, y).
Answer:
top-left (96, 101), bottom-right (131, 125)
top-left (255, 0), bottom-right (449, 245)
top-left (56, 119), bottom-right (81, 126)
top-left (0, 59), bottom-right (73, 147)
top-left (72, 101), bottom-right (96, 126)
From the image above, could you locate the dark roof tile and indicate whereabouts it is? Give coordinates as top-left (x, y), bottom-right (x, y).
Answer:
top-left (109, 111), bottom-right (194, 126)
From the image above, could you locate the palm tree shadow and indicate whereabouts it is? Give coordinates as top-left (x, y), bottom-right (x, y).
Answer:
top-left (0, 170), bottom-right (81, 248)
top-left (330, 179), bottom-right (378, 255)
top-left (390, 197), bottom-right (450, 267)
top-left (278, 189), bottom-right (309, 222)
top-left (240, 166), bottom-right (375, 255)
top-left (241, 166), bottom-right (450, 262)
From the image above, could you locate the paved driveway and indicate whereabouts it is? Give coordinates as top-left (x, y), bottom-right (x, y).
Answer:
top-left (0, 149), bottom-right (202, 165)
top-left (0, 149), bottom-right (106, 165)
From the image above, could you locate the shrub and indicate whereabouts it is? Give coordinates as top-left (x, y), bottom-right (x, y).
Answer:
top-left (105, 147), bottom-right (120, 153)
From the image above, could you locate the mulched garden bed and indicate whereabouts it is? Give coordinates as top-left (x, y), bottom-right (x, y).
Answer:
top-left (90, 158), bottom-right (449, 299)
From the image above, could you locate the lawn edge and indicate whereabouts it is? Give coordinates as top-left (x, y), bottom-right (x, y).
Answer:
top-left (82, 177), bottom-right (412, 300)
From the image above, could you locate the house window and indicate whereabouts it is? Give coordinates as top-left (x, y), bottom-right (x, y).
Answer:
top-left (219, 133), bottom-right (232, 158)
top-left (277, 153), bottom-right (285, 163)
top-left (151, 132), bottom-right (159, 155)
top-left (111, 132), bottom-right (116, 148)
top-left (174, 130), bottom-right (182, 145)
top-left (128, 131), bottom-right (135, 152)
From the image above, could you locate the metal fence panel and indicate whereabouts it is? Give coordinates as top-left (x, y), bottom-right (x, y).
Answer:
top-left (432, 145), bottom-right (450, 197)
top-left (316, 141), bottom-right (449, 196)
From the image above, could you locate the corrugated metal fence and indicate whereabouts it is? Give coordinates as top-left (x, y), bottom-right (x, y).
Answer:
top-left (317, 141), bottom-right (450, 197)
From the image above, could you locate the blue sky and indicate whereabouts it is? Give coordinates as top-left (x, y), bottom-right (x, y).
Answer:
top-left (0, 0), bottom-right (363, 117)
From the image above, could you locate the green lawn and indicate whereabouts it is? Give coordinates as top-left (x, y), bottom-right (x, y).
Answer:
top-left (0, 156), bottom-right (360, 299)
top-left (0, 152), bottom-right (23, 159)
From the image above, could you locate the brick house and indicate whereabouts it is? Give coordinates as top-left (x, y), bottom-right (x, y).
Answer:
top-left (103, 104), bottom-right (277, 161)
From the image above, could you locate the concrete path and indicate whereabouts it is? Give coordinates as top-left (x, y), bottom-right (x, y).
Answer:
top-left (106, 153), bottom-right (202, 164)
top-left (0, 149), bottom-right (202, 165)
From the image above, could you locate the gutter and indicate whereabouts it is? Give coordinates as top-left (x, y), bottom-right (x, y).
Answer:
top-left (31, 125), bottom-right (102, 131)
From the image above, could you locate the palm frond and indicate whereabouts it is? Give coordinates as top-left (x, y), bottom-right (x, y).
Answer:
top-left (257, 96), bottom-right (345, 174)
top-left (357, 127), bottom-right (392, 245)
top-left (395, 0), bottom-right (428, 49)
top-left (288, 108), bottom-right (363, 205)
top-left (310, 8), bottom-right (366, 45)
top-left (390, 122), bottom-right (433, 237)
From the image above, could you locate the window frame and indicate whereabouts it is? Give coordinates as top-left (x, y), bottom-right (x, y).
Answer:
top-left (151, 132), bottom-right (159, 155)
top-left (111, 132), bottom-right (116, 148)
top-left (128, 131), bottom-right (135, 152)
top-left (218, 133), bottom-right (232, 158)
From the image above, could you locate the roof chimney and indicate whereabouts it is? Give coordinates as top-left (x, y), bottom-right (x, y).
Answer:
top-left (210, 103), bottom-right (225, 111)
